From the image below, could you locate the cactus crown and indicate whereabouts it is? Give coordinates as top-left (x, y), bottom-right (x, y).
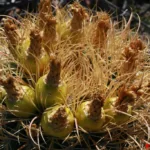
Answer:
top-left (93, 12), bottom-right (110, 53)
top-left (88, 94), bottom-right (104, 121)
top-left (46, 55), bottom-right (61, 86)
top-left (129, 39), bottom-right (145, 51)
top-left (121, 38), bottom-right (145, 74)
top-left (71, 2), bottom-right (87, 32)
top-left (0, 76), bottom-right (23, 101)
top-left (3, 19), bottom-right (19, 58)
top-left (115, 86), bottom-right (137, 112)
top-left (28, 28), bottom-right (42, 57)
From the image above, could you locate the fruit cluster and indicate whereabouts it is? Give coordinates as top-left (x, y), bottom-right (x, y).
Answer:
top-left (0, 0), bottom-right (149, 148)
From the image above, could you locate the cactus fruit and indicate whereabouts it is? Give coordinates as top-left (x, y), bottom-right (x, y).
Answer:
top-left (0, 76), bottom-right (37, 118)
top-left (41, 105), bottom-right (74, 138)
top-left (104, 87), bottom-right (137, 124)
top-left (23, 28), bottom-right (49, 75)
top-left (76, 94), bottom-right (105, 132)
top-left (0, 0), bottom-right (149, 149)
top-left (35, 55), bottom-right (67, 110)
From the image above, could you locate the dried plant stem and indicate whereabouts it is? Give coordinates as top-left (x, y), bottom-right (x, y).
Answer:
top-left (0, 76), bottom-right (22, 101)
top-left (38, 0), bottom-right (52, 29)
top-left (70, 3), bottom-right (87, 43)
top-left (27, 28), bottom-right (42, 58)
top-left (4, 19), bottom-right (20, 58)
top-left (46, 55), bottom-right (61, 86)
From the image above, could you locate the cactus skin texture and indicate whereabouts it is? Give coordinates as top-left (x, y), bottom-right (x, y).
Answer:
top-left (76, 99), bottom-right (106, 132)
top-left (35, 75), bottom-right (67, 109)
top-left (41, 106), bottom-right (74, 138)
top-left (5, 85), bottom-right (37, 118)
top-left (35, 55), bottom-right (67, 110)
top-left (0, 76), bottom-right (37, 118)
top-left (104, 97), bottom-right (132, 125)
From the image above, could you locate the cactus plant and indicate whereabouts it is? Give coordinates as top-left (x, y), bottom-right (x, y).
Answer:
top-left (35, 55), bottom-right (67, 110)
top-left (0, 76), bottom-right (37, 118)
top-left (41, 105), bottom-right (74, 138)
top-left (76, 94), bottom-right (105, 132)
top-left (0, 0), bottom-right (149, 149)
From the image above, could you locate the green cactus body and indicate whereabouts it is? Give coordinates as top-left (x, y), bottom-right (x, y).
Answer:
top-left (104, 97), bottom-right (132, 125)
top-left (76, 101), bottom-right (105, 132)
top-left (103, 97), bottom-right (117, 122)
top-left (22, 53), bottom-right (49, 76)
top-left (113, 105), bottom-right (132, 125)
top-left (41, 106), bottom-right (74, 138)
top-left (5, 86), bottom-right (37, 118)
top-left (35, 75), bottom-right (67, 110)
